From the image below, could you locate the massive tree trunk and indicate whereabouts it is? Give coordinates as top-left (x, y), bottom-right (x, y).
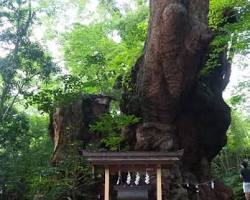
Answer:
top-left (121, 0), bottom-right (233, 199)
top-left (49, 94), bottom-right (111, 164)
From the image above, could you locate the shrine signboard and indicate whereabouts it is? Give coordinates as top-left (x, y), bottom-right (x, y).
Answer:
top-left (82, 150), bottom-right (183, 200)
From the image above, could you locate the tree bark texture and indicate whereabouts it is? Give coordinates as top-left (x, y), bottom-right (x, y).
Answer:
top-left (49, 95), bottom-right (111, 164)
top-left (121, 0), bottom-right (233, 199)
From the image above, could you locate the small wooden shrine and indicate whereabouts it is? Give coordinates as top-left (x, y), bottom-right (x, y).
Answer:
top-left (82, 150), bottom-right (183, 200)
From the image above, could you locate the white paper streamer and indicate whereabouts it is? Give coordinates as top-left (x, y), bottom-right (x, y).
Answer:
top-left (116, 170), bottom-right (121, 185)
top-left (126, 171), bottom-right (131, 185)
top-left (135, 172), bottom-right (140, 185)
top-left (195, 184), bottom-right (199, 193)
top-left (145, 171), bottom-right (150, 184)
top-left (211, 181), bottom-right (215, 189)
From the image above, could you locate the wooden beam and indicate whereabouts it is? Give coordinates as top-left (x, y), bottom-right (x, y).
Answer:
top-left (105, 167), bottom-right (110, 200)
top-left (157, 166), bottom-right (162, 200)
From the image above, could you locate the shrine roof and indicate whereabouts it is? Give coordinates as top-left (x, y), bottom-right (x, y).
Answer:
top-left (82, 150), bottom-right (183, 166)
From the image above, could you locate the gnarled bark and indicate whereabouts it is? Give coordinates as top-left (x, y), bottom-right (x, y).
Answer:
top-left (121, 0), bottom-right (233, 199)
top-left (49, 94), bottom-right (111, 164)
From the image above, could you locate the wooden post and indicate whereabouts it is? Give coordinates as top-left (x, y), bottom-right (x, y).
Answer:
top-left (105, 167), bottom-right (110, 200)
top-left (157, 166), bottom-right (162, 200)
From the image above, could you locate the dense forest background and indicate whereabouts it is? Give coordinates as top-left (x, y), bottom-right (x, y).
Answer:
top-left (0, 0), bottom-right (250, 199)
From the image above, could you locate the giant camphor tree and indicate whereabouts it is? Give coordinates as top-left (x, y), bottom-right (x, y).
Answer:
top-left (120, 0), bottom-right (238, 199)
top-left (48, 0), bottom-right (250, 199)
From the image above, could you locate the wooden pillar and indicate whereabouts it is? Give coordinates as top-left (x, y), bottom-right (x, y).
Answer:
top-left (157, 166), bottom-right (162, 200)
top-left (105, 167), bottom-right (110, 200)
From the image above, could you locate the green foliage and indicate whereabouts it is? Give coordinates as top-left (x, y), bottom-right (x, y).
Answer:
top-left (27, 74), bottom-right (88, 113)
top-left (62, 2), bottom-right (148, 96)
top-left (212, 111), bottom-right (250, 199)
top-left (0, 114), bottom-right (53, 199)
top-left (0, 0), bottom-right (57, 121)
top-left (202, 0), bottom-right (250, 75)
top-left (209, 0), bottom-right (245, 29)
top-left (63, 24), bottom-right (122, 94)
top-left (227, 110), bottom-right (250, 152)
top-left (0, 110), bottom-right (30, 199)
top-left (229, 94), bottom-right (246, 107)
top-left (209, 0), bottom-right (250, 45)
top-left (90, 113), bottom-right (140, 151)
top-left (0, 110), bottom-right (29, 153)
top-left (113, 5), bottom-right (148, 48)
top-left (27, 0), bottom-right (149, 115)
top-left (223, 172), bottom-right (243, 200)
top-left (212, 160), bottom-right (242, 199)
top-left (1, 115), bottom-right (94, 200)
top-left (229, 79), bottom-right (250, 111)
top-left (36, 143), bottom-right (95, 200)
